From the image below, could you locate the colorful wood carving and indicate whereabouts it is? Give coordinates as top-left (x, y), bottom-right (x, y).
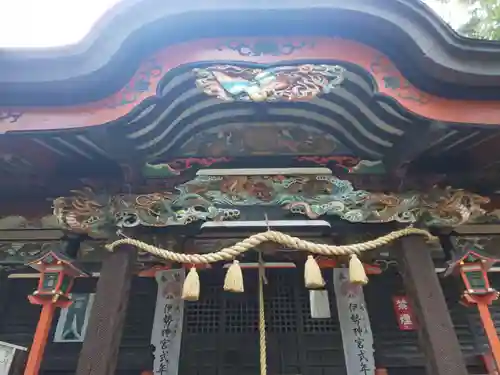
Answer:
top-left (0, 242), bottom-right (54, 263)
top-left (3, 38), bottom-right (500, 135)
top-left (193, 64), bottom-right (345, 102)
top-left (52, 187), bottom-right (241, 236)
top-left (177, 123), bottom-right (348, 157)
top-left (46, 173), bottom-right (490, 237)
top-left (0, 215), bottom-right (59, 230)
top-left (216, 40), bottom-right (316, 56)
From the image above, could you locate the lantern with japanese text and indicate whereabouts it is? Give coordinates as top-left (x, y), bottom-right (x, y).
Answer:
top-left (26, 249), bottom-right (89, 308)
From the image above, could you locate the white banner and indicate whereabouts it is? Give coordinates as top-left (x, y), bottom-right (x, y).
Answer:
top-left (151, 269), bottom-right (185, 375)
top-left (333, 269), bottom-right (375, 375)
top-left (54, 293), bottom-right (95, 343)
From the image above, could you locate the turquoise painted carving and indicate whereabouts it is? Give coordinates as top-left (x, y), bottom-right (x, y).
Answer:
top-left (52, 174), bottom-right (490, 237)
top-left (193, 64), bottom-right (345, 102)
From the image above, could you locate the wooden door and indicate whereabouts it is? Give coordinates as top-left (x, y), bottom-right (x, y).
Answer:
top-left (179, 268), bottom-right (346, 375)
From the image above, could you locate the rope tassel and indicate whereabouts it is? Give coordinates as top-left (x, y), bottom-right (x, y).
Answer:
top-left (304, 255), bottom-right (325, 289)
top-left (224, 260), bottom-right (244, 293)
top-left (105, 227), bottom-right (436, 298)
top-left (349, 254), bottom-right (368, 285)
top-left (182, 267), bottom-right (200, 301)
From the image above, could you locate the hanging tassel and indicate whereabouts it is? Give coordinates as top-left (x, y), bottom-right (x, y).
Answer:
top-left (349, 254), bottom-right (368, 285)
top-left (182, 267), bottom-right (200, 301)
top-left (304, 255), bottom-right (325, 289)
top-left (224, 260), bottom-right (244, 293)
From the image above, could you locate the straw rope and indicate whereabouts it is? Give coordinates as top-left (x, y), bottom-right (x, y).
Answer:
top-left (258, 252), bottom-right (267, 375)
top-left (105, 227), bottom-right (436, 263)
top-left (104, 226), bottom-right (436, 375)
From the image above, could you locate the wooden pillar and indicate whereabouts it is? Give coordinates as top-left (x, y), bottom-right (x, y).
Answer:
top-left (396, 235), bottom-right (468, 375)
top-left (75, 244), bottom-right (136, 375)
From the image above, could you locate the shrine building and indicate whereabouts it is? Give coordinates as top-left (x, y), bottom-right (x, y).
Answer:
top-left (0, 1), bottom-right (500, 375)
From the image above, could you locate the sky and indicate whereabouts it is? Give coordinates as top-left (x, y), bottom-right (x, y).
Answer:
top-left (425, 0), bottom-right (471, 29)
top-left (0, 0), bottom-right (470, 48)
top-left (0, 0), bottom-right (121, 48)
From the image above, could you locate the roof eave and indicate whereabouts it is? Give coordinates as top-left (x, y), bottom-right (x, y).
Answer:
top-left (1, 0), bottom-right (500, 105)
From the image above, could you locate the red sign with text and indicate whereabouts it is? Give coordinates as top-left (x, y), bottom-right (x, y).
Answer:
top-left (392, 296), bottom-right (417, 331)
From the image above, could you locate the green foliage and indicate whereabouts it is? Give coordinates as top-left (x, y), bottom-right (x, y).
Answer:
top-left (435, 0), bottom-right (500, 40)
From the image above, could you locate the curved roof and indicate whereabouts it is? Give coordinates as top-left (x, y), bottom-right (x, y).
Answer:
top-left (1, 0), bottom-right (500, 106)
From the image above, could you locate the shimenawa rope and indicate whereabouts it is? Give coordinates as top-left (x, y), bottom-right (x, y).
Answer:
top-left (105, 227), bottom-right (435, 263)
top-left (105, 226), bottom-right (436, 299)
top-left (105, 227), bottom-right (435, 375)
top-left (258, 252), bottom-right (267, 375)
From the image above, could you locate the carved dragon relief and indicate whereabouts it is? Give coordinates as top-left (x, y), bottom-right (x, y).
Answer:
top-left (53, 187), bottom-right (240, 236)
top-left (46, 174), bottom-right (492, 237)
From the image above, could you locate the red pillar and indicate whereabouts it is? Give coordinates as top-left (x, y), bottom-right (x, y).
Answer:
top-left (23, 302), bottom-right (57, 375)
top-left (478, 302), bottom-right (500, 372)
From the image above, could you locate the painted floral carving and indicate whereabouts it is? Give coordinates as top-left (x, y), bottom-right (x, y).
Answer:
top-left (193, 64), bottom-right (345, 102)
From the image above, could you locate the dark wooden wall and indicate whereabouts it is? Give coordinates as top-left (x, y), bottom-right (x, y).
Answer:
top-left (0, 276), bottom-right (157, 375)
top-left (0, 269), bottom-right (492, 375)
top-left (365, 270), bottom-right (486, 374)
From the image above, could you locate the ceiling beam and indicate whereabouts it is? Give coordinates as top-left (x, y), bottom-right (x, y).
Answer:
top-left (383, 121), bottom-right (448, 174)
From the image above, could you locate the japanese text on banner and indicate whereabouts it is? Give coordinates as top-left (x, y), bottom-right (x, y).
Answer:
top-left (151, 269), bottom-right (185, 375)
top-left (334, 268), bottom-right (375, 375)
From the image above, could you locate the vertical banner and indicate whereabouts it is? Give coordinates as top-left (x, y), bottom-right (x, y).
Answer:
top-left (53, 293), bottom-right (95, 342)
top-left (392, 296), bottom-right (417, 331)
top-left (151, 269), bottom-right (185, 375)
top-left (334, 269), bottom-right (375, 375)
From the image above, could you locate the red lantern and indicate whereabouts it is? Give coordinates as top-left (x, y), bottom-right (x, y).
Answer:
top-left (26, 250), bottom-right (90, 308)
top-left (459, 257), bottom-right (495, 299)
top-left (445, 237), bottom-right (500, 371)
top-left (23, 248), bottom-right (90, 375)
